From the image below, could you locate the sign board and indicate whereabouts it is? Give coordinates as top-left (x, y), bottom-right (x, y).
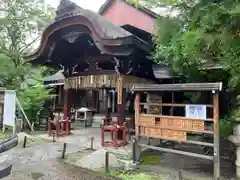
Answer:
top-left (3, 90), bottom-right (16, 126)
top-left (185, 104), bottom-right (206, 120)
top-left (117, 76), bottom-right (123, 104)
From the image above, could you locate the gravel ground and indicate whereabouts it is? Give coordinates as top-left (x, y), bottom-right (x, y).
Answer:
top-left (3, 159), bottom-right (117, 180)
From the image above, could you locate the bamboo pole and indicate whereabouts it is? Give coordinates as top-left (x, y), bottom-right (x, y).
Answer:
top-left (16, 98), bottom-right (34, 132)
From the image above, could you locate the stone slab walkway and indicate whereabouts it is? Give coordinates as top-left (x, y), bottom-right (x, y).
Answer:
top-left (0, 132), bottom-right (118, 180)
top-left (0, 141), bottom-right (85, 169)
top-left (0, 128), bottom-right (236, 180)
top-left (2, 159), bottom-right (117, 180)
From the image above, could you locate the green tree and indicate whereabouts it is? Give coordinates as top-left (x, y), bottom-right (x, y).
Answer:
top-left (0, 0), bottom-right (55, 123)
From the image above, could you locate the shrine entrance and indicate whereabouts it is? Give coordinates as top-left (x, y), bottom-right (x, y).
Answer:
top-left (132, 82), bottom-right (222, 180)
top-left (26, 0), bottom-right (159, 141)
top-left (64, 74), bottom-right (152, 129)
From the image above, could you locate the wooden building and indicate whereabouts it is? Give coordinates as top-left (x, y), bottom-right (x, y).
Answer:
top-left (26, 0), bottom-right (172, 130)
top-left (99, 0), bottom-right (157, 34)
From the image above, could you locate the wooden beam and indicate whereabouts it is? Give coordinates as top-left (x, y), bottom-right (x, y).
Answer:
top-left (140, 103), bottom-right (213, 108)
top-left (139, 125), bottom-right (213, 135)
top-left (139, 135), bottom-right (214, 147)
top-left (139, 144), bottom-right (214, 160)
top-left (140, 114), bottom-right (213, 122)
top-left (132, 82), bottom-right (222, 92)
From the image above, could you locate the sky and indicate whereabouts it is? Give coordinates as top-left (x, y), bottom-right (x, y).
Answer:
top-left (46, 0), bottom-right (106, 12)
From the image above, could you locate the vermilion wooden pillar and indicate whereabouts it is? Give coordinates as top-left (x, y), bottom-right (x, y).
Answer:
top-left (63, 89), bottom-right (69, 119)
top-left (63, 89), bottom-right (71, 135)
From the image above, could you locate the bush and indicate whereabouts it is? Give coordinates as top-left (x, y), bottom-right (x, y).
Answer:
top-left (18, 83), bottom-right (52, 124)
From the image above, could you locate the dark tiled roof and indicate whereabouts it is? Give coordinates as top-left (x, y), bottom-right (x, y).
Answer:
top-left (152, 64), bottom-right (172, 79)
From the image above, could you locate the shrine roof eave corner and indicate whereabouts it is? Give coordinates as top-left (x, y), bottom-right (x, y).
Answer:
top-left (25, 6), bottom-right (151, 61)
top-left (131, 82), bottom-right (223, 92)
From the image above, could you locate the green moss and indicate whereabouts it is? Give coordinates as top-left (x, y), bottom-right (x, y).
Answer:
top-left (113, 173), bottom-right (161, 180)
top-left (0, 133), bottom-right (9, 140)
top-left (141, 155), bottom-right (161, 165)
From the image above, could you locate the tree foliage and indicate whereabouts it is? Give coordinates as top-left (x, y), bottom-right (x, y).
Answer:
top-left (0, 0), bottom-right (55, 122)
top-left (0, 0), bottom-right (54, 64)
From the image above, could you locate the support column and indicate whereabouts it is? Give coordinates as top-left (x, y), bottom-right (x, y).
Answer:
top-left (112, 90), bottom-right (116, 113)
top-left (135, 93), bottom-right (140, 137)
top-left (117, 76), bottom-right (125, 125)
top-left (58, 85), bottom-right (62, 106)
top-left (63, 89), bottom-right (71, 135)
top-left (63, 89), bottom-right (69, 119)
top-left (103, 88), bottom-right (109, 117)
top-left (107, 90), bottom-right (111, 113)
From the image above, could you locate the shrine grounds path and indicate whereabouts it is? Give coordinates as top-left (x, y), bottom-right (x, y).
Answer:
top-left (0, 133), bottom-right (117, 180)
top-left (0, 129), bottom-right (236, 180)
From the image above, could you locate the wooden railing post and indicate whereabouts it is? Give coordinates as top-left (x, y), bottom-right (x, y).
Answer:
top-left (61, 143), bottom-right (67, 159)
top-left (105, 151), bottom-right (109, 173)
top-left (23, 136), bottom-right (27, 148)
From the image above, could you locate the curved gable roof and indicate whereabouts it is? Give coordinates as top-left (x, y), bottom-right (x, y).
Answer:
top-left (26, 0), bottom-right (150, 61)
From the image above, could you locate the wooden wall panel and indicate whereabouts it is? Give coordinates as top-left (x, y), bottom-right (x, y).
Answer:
top-left (139, 114), bottom-right (205, 140)
top-left (161, 129), bottom-right (186, 141)
top-left (139, 115), bottom-right (153, 126)
top-left (139, 126), bottom-right (187, 141)
top-left (139, 115), bottom-right (205, 131)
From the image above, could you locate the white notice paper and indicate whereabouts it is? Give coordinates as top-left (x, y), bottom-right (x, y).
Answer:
top-left (185, 104), bottom-right (206, 120)
top-left (3, 90), bottom-right (16, 126)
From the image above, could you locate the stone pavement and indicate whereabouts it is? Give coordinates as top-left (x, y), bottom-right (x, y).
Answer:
top-left (0, 141), bottom-right (85, 170)
top-left (0, 128), bottom-right (236, 180)
top-left (2, 159), bottom-right (117, 180)
top-left (37, 128), bottom-right (134, 171)
top-left (0, 128), bottom-right (132, 179)
top-left (0, 129), bottom-right (120, 180)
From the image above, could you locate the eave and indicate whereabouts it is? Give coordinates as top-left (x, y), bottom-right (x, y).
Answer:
top-left (25, 0), bottom-right (151, 63)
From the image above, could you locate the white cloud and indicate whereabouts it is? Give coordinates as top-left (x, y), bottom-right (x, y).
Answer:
top-left (46, 0), bottom-right (106, 12)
